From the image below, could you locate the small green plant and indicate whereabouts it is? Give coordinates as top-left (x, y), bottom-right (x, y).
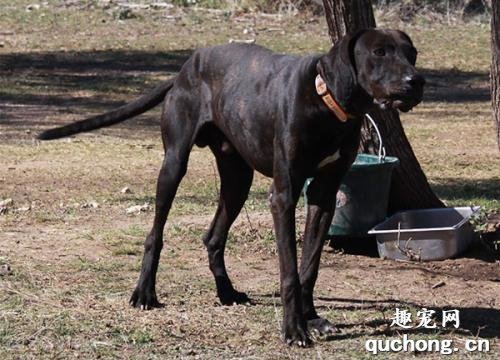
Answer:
top-left (112, 245), bottom-right (141, 256)
top-left (469, 207), bottom-right (496, 232)
top-left (117, 8), bottom-right (139, 20)
top-left (469, 208), bottom-right (500, 256)
top-left (129, 328), bottom-right (154, 344)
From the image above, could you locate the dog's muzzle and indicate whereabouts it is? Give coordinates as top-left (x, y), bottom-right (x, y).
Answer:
top-left (374, 73), bottom-right (425, 112)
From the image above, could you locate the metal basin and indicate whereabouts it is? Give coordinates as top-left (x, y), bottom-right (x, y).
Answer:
top-left (368, 207), bottom-right (480, 261)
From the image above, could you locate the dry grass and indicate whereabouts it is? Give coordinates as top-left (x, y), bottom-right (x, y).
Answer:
top-left (1, 2), bottom-right (499, 359)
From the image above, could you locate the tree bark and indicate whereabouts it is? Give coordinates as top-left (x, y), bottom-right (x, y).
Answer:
top-left (492, 0), bottom-right (500, 151)
top-left (323, 0), bottom-right (375, 43)
top-left (322, 0), bottom-right (444, 213)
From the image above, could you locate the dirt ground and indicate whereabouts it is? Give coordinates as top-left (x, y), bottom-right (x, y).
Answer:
top-left (1, 2), bottom-right (499, 359)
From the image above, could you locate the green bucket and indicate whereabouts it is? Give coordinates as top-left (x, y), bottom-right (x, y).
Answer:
top-left (329, 153), bottom-right (398, 236)
top-left (304, 114), bottom-right (400, 236)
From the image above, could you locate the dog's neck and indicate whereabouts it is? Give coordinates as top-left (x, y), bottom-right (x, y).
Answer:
top-left (314, 57), bottom-right (374, 120)
top-left (314, 74), bottom-right (352, 122)
top-left (311, 75), bottom-right (372, 121)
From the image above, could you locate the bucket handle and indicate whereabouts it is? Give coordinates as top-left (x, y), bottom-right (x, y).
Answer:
top-left (364, 113), bottom-right (386, 161)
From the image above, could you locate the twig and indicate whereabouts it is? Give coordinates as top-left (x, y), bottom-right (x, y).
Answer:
top-left (395, 222), bottom-right (422, 261)
top-left (431, 281), bottom-right (446, 289)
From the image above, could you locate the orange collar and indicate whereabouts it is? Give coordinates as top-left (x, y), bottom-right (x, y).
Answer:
top-left (315, 74), bottom-right (351, 122)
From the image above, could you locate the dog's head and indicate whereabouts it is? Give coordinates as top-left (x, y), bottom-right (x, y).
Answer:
top-left (318, 28), bottom-right (424, 113)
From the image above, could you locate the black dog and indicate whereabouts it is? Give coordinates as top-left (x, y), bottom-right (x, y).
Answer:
top-left (38, 29), bottom-right (424, 346)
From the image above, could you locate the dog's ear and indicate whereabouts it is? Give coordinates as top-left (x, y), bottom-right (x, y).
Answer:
top-left (317, 30), bottom-right (367, 107)
top-left (395, 30), bottom-right (417, 65)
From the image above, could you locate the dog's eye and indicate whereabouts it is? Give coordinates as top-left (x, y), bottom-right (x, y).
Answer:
top-left (373, 48), bottom-right (386, 56)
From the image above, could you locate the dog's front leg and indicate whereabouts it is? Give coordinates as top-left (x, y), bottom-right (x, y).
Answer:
top-left (270, 156), bottom-right (310, 347)
top-left (299, 168), bottom-right (350, 338)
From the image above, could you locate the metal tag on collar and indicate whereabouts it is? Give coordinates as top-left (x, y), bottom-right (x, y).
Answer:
top-left (315, 74), bottom-right (327, 96)
top-left (315, 74), bottom-right (348, 122)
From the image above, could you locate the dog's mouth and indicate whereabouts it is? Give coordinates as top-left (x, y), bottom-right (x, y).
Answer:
top-left (374, 94), bottom-right (421, 113)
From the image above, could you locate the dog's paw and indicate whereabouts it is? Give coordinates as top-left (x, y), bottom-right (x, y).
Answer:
top-left (307, 317), bottom-right (339, 338)
top-left (129, 287), bottom-right (162, 310)
top-left (283, 321), bottom-right (312, 347)
top-left (218, 289), bottom-right (251, 306)
top-left (215, 276), bottom-right (251, 305)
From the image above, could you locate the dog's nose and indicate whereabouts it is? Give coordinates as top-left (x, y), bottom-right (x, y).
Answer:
top-left (404, 73), bottom-right (425, 87)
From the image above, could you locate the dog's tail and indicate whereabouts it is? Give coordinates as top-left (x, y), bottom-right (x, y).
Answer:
top-left (37, 78), bottom-right (175, 140)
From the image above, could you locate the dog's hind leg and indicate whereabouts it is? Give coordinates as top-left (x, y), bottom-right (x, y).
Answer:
top-left (204, 136), bottom-right (254, 305)
top-left (130, 102), bottom-right (196, 309)
top-left (130, 147), bottom-right (190, 309)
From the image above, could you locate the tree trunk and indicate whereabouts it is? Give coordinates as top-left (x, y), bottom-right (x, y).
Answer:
top-left (492, 0), bottom-right (500, 151)
top-left (323, 0), bottom-right (375, 43)
top-left (322, 0), bottom-right (444, 213)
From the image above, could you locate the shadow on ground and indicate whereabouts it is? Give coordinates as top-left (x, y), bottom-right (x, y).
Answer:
top-left (328, 235), bottom-right (379, 257)
top-left (1, 49), bottom-right (192, 74)
top-left (0, 49), bottom-right (193, 133)
top-left (421, 68), bottom-right (490, 103)
top-left (432, 177), bottom-right (500, 203)
top-left (254, 295), bottom-right (499, 339)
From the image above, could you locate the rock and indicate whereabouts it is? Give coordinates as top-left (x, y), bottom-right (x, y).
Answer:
top-left (151, 2), bottom-right (173, 9)
top-left (81, 201), bottom-right (99, 209)
top-left (118, 8), bottom-right (138, 20)
top-left (0, 198), bottom-right (13, 207)
top-left (121, 187), bottom-right (132, 194)
top-left (118, 3), bottom-right (150, 10)
top-left (126, 203), bottom-right (151, 214)
top-left (26, 4), bottom-right (40, 11)
top-left (228, 38), bottom-right (256, 44)
top-left (0, 198), bottom-right (13, 215)
top-left (0, 264), bottom-right (12, 276)
top-left (15, 205), bottom-right (31, 213)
